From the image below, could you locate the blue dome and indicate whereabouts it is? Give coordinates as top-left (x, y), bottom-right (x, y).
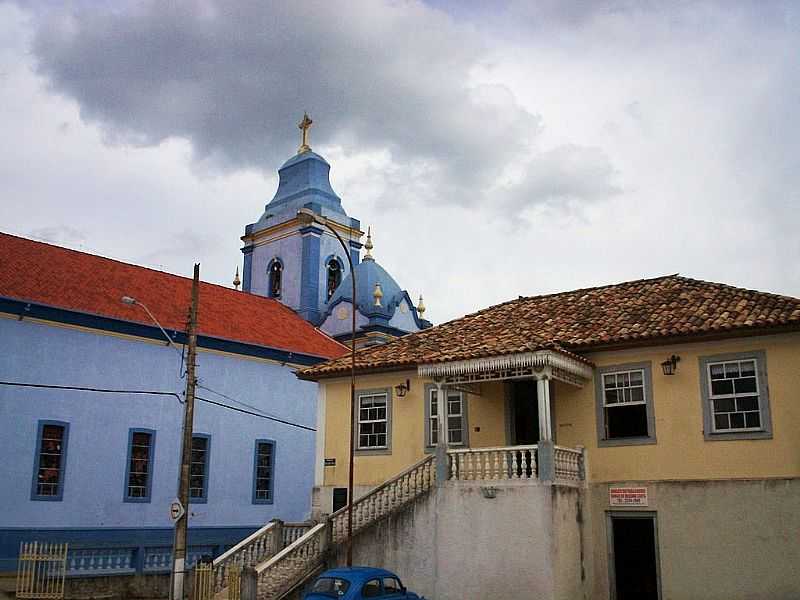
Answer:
top-left (267, 151), bottom-right (346, 216)
top-left (328, 258), bottom-right (404, 319)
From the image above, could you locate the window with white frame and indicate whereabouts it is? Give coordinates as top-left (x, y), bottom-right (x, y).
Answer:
top-left (358, 393), bottom-right (388, 449)
top-left (707, 358), bottom-right (761, 431)
top-left (602, 369), bottom-right (649, 439)
top-left (428, 388), bottom-right (465, 446)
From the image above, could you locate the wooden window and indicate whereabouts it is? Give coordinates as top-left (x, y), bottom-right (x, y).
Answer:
top-left (189, 435), bottom-right (210, 502)
top-left (253, 440), bottom-right (275, 503)
top-left (125, 429), bottom-right (155, 502)
top-left (358, 393), bottom-right (388, 449)
top-left (32, 421), bottom-right (68, 500)
top-left (428, 388), bottom-right (465, 446)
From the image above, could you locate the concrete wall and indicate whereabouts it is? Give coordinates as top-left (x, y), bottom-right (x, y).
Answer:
top-left (0, 314), bottom-right (319, 569)
top-left (335, 481), bottom-right (587, 600)
top-left (589, 478), bottom-right (800, 600)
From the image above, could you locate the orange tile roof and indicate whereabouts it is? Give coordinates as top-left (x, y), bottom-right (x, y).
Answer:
top-left (298, 275), bottom-right (800, 379)
top-left (0, 232), bottom-right (347, 361)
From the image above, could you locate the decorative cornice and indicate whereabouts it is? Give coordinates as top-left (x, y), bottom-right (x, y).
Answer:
top-left (418, 350), bottom-right (594, 385)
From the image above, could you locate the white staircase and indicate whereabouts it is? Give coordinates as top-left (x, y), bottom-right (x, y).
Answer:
top-left (207, 454), bottom-right (436, 600)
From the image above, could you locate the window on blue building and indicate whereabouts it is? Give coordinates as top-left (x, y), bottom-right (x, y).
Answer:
top-left (190, 435), bottom-right (210, 502)
top-left (268, 260), bottom-right (283, 298)
top-left (252, 440), bottom-right (275, 504)
top-left (32, 421), bottom-right (69, 501)
top-left (125, 429), bottom-right (155, 502)
top-left (326, 258), bottom-right (342, 300)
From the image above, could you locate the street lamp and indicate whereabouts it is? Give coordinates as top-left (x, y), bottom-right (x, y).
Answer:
top-left (296, 207), bottom-right (358, 567)
top-left (121, 296), bottom-right (181, 356)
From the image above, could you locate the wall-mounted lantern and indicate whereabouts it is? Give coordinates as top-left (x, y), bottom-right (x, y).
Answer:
top-left (395, 379), bottom-right (411, 398)
top-left (661, 355), bottom-right (681, 376)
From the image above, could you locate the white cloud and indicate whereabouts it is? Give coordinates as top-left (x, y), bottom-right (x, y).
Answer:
top-left (1, 0), bottom-right (798, 327)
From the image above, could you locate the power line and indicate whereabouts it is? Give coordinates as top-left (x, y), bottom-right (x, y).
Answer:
top-left (196, 383), bottom-right (288, 423)
top-left (0, 381), bottom-right (182, 401)
top-left (195, 396), bottom-right (315, 432)
top-left (0, 381), bottom-right (315, 432)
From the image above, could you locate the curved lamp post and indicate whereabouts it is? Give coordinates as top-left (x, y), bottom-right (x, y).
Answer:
top-left (297, 207), bottom-right (357, 566)
top-left (121, 296), bottom-right (181, 356)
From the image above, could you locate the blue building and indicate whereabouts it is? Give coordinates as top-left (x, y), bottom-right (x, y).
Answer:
top-left (0, 231), bottom-right (345, 573)
top-left (241, 115), bottom-right (431, 347)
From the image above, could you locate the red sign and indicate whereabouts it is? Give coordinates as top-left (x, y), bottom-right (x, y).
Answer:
top-left (609, 487), bottom-right (648, 507)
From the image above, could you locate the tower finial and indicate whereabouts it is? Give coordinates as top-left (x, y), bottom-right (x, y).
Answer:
top-left (364, 226), bottom-right (374, 260)
top-left (233, 266), bottom-right (241, 291)
top-left (298, 112), bottom-right (313, 154)
top-left (373, 282), bottom-right (383, 307)
top-left (417, 294), bottom-right (426, 317)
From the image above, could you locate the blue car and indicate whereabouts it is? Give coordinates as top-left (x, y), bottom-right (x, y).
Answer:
top-left (305, 567), bottom-right (423, 599)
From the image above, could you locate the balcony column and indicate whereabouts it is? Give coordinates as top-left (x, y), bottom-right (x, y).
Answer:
top-left (536, 374), bottom-right (554, 481)
top-left (435, 381), bottom-right (450, 486)
top-left (537, 375), bottom-right (553, 441)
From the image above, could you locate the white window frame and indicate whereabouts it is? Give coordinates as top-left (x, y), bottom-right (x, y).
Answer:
top-left (699, 350), bottom-right (772, 441)
top-left (706, 358), bottom-right (761, 432)
top-left (594, 362), bottom-right (656, 447)
top-left (426, 387), bottom-right (467, 448)
top-left (355, 390), bottom-right (391, 453)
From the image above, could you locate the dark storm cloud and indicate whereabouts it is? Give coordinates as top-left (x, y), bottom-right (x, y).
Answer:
top-left (29, 0), bottom-right (616, 210)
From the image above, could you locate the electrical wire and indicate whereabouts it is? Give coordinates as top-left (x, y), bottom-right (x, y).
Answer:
top-left (0, 381), bottom-right (182, 401)
top-left (0, 381), bottom-right (315, 432)
top-left (195, 396), bottom-right (315, 432)
top-left (196, 383), bottom-right (289, 423)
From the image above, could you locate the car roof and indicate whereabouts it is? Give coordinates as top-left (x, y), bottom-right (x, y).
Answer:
top-left (317, 567), bottom-right (397, 583)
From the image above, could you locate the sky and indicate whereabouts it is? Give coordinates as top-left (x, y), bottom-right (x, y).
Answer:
top-left (1, 1), bottom-right (799, 324)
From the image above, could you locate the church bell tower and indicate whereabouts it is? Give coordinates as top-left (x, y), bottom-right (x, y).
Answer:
top-left (240, 114), bottom-right (363, 323)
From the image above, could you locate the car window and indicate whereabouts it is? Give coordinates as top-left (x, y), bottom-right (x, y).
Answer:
top-left (311, 577), bottom-right (351, 595)
top-left (362, 578), bottom-right (382, 598)
top-left (383, 577), bottom-right (402, 593)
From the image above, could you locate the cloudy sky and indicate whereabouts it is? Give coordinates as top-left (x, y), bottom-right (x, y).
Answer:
top-left (2, 1), bottom-right (798, 323)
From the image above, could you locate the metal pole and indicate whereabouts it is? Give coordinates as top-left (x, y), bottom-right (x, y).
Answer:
top-left (313, 219), bottom-right (357, 566)
top-left (172, 263), bottom-right (200, 600)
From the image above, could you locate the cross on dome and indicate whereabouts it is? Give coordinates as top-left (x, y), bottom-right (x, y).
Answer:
top-left (298, 112), bottom-right (313, 154)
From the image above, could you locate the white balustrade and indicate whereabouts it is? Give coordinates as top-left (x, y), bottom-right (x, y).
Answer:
top-left (447, 445), bottom-right (538, 480)
top-left (553, 446), bottom-right (583, 483)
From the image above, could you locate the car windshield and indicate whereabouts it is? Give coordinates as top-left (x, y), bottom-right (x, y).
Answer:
top-left (310, 577), bottom-right (351, 596)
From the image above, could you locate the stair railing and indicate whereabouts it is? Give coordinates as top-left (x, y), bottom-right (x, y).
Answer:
top-left (209, 521), bottom-right (280, 594)
top-left (329, 454), bottom-right (436, 544)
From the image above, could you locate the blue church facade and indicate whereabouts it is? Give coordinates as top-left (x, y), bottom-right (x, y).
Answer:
top-left (0, 232), bottom-right (345, 574)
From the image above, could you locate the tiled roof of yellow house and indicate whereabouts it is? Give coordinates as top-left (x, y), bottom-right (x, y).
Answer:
top-left (297, 275), bottom-right (800, 380)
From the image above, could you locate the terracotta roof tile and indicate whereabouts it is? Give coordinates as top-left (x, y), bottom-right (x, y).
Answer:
top-left (0, 232), bottom-right (347, 360)
top-left (299, 274), bottom-right (800, 379)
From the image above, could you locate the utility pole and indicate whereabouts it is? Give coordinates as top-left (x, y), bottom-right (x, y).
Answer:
top-left (171, 263), bottom-right (200, 600)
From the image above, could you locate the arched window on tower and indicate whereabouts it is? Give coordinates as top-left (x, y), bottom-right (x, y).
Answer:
top-left (326, 258), bottom-right (342, 300)
top-left (268, 259), bottom-right (283, 298)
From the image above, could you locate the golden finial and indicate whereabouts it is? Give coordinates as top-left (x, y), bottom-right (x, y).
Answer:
top-left (373, 282), bottom-right (383, 307)
top-left (233, 266), bottom-right (241, 291)
top-left (298, 112), bottom-right (313, 154)
top-left (417, 294), bottom-right (426, 317)
top-left (364, 226), bottom-right (374, 260)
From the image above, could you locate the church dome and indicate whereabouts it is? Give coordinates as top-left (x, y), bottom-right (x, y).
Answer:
top-left (328, 256), bottom-right (404, 319)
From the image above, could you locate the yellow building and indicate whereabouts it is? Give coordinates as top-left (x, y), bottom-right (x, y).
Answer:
top-left (299, 274), bottom-right (800, 600)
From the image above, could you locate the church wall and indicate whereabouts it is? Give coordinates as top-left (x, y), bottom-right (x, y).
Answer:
top-left (316, 232), bottom-right (352, 314)
top-left (0, 315), bottom-right (318, 570)
top-left (247, 233), bottom-right (303, 309)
